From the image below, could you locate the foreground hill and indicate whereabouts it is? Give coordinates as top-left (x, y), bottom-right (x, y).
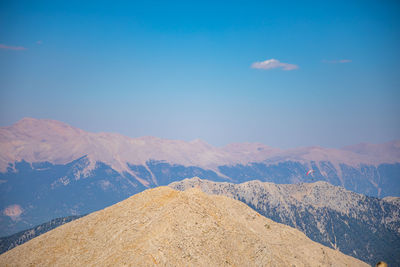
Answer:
top-left (1, 117), bottom-right (399, 236)
top-left (0, 187), bottom-right (367, 266)
top-left (170, 178), bottom-right (400, 266)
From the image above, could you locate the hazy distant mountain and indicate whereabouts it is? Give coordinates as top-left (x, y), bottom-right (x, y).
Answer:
top-left (0, 186), bottom-right (368, 266)
top-left (1, 117), bottom-right (399, 236)
top-left (170, 178), bottom-right (400, 266)
top-left (0, 215), bottom-right (83, 254)
top-left (1, 118), bottom-right (399, 175)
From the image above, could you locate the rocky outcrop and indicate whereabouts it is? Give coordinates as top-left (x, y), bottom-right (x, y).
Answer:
top-left (170, 178), bottom-right (400, 266)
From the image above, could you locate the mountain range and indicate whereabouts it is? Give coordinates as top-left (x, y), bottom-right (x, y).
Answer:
top-left (0, 186), bottom-right (368, 266)
top-left (170, 178), bottom-right (400, 266)
top-left (1, 117), bottom-right (399, 236)
top-left (1, 177), bottom-right (397, 265)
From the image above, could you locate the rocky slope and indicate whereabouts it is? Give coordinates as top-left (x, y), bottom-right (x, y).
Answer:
top-left (0, 186), bottom-right (368, 267)
top-left (170, 178), bottom-right (400, 266)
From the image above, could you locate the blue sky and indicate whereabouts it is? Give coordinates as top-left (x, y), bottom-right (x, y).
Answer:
top-left (0, 0), bottom-right (399, 148)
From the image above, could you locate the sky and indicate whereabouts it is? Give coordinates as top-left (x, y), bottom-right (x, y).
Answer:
top-left (0, 0), bottom-right (399, 148)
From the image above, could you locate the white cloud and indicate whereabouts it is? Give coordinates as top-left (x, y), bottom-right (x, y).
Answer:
top-left (0, 44), bottom-right (26, 51)
top-left (251, 59), bottom-right (299, 71)
top-left (322, 59), bottom-right (352, 64)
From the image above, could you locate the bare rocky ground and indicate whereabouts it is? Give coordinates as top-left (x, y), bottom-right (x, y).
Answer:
top-left (0, 186), bottom-right (368, 266)
top-left (170, 177), bottom-right (400, 265)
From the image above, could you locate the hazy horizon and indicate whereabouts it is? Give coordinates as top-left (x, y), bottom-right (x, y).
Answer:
top-left (1, 1), bottom-right (399, 148)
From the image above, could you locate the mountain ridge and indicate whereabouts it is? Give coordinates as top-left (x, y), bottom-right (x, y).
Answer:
top-left (169, 177), bottom-right (400, 266)
top-left (2, 117), bottom-right (399, 175)
top-left (0, 186), bottom-right (368, 266)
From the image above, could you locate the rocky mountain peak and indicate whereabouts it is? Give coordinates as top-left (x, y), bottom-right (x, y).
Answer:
top-left (169, 178), bottom-right (400, 266)
top-left (0, 186), bottom-right (367, 266)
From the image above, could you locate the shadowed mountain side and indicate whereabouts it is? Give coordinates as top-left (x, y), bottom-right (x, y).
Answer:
top-left (0, 157), bottom-right (146, 236)
top-left (0, 187), bottom-right (367, 266)
top-left (169, 178), bottom-right (400, 266)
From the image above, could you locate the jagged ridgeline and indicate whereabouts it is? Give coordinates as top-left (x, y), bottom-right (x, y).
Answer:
top-left (169, 178), bottom-right (400, 266)
top-left (0, 186), bottom-right (368, 266)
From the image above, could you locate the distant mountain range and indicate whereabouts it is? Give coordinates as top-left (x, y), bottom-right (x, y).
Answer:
top-left (1, 117), bottom-right (399, 236)
top-left (0, 186), bottom-right (368, 266)
top-left (170, 178), bottom-right (400, 266)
